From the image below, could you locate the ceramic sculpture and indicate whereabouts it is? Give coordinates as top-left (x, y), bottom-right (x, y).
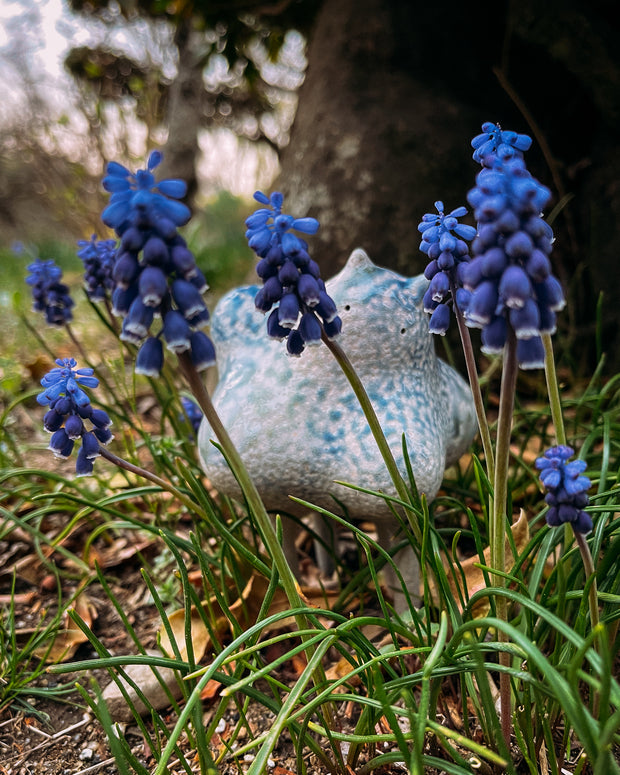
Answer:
top-left (198, 248), bottom-right (477, 606)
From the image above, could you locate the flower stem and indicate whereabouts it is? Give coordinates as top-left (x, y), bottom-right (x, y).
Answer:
top-left (98, 446), bottom-right (205, 517)
top-left (492, 328), bottom-right (518, 745)
top-left (175, 353), bottom-right (313, 630)
top-left (542, 333), bottom-right (567, 447)
top-left (452, 287), bottom-right (495, 484)
top-left (321, 332), bottom-right (422, 545)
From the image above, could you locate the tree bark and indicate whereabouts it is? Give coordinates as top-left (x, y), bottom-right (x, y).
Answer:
top-left (158, 16), bottom-right (204, 204)
top-left (278, 0), bottom-right (620, 371)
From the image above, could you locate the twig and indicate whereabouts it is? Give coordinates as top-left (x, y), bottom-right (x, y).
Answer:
top-left (9, 716), bottom-right (90, 767)
top-left (73, 756), bottom-right (117, 775)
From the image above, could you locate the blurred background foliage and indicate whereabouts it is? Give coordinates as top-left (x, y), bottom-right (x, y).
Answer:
top-left (1, 0), bottom-right (619, 374)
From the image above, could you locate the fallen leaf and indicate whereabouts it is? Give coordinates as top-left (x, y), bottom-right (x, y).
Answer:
top-left (325, 656), bottom-right (362, 689)
top-left (26, 592), bottom-right (98, 662)
top-left (158, 605), bottom-right (210, 664)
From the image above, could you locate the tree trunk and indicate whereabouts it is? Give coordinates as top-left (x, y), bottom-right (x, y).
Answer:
top-left (158, 16), bottom-right (204, 205)
top-left (278, 0), bottom-right (620, 371)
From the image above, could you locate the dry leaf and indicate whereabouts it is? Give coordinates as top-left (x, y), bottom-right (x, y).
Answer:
top-left (325, 656), bottom-right (362, 689)
top-left (26, 592), bottom-right (98, 662)
top-left (158, 605), bottom-right (210, 663)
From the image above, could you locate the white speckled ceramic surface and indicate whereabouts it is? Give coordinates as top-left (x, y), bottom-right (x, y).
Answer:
top-left (198, 249), bottom-right (476, 527)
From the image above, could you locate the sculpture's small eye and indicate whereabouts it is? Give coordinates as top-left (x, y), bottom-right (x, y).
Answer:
top-left (400, 328), bottom-right (406, 334)
top-left (344, 304), bottom-right (351, 311)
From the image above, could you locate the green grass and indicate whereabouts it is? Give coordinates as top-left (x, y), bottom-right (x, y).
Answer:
top-left (1, 190), bottom-right (619, 774)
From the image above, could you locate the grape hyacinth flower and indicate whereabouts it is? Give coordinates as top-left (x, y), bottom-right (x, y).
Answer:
top-left (77, 234), bottom-right (117, 301)
top-left (37, 358), bottom-right (113, 476)
top-left (535, 446), bottom-right (592, 534)
top-left (471, 121), bottom-right (532, 166)
top-left (101, 151), bottom-right (215, 376)
top-left (464, 151), bottom-right (565, 368)
top-left (245, 191), bottom-right (341, 356)
top-left (418, 201), bottom-right (477, 334)
top-left (26, 258), bottom-right (75, 326)
top-left (180, 396), bottom-right (203, 438)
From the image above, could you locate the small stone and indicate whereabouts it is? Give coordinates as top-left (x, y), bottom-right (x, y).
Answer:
top-left (101, 649), bottom-right (185, 722)
top-left (79, 748), bottom-right (93, 761)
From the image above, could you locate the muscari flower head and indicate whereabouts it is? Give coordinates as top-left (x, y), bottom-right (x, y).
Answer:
top-left (26, 258), bottom-right (75, 326)
top-left (535, 445), bottom-right (592, 534)
top-left (463, 146), bottom-right (565, 369)
top-left (245, 191), bottom-right (341, 357)
top-left (471, 121), bottom-right (532, 166)
top-left (37, 358), bottom-right (113, 476)
top-left (101, 150), bottom-right (191, 234)
top-left (180, 396), bottom-right (203, 438)
top-left (100, 152), bottom-right (215, 376)
top-left (77, 234), bottom-right (117, 301)
top-left (418, 201), bottom-right (477, 335)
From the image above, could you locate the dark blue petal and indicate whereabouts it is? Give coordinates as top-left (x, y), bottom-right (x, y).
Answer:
top-left (139, 266), bottom-right (168, 307)
top-left (75, 446), bottom-right (95, 476)
top-left (266, 308), bottom-right (290, 340)
top-left (136, 337), bottom-right (164, 376)
top-left (64, 414), bottom-right (84, 440)
top-left (480, 315), bottom-right (507, 354)
top-left (298, 274), bottom-right (320, 306)
top-left (516, 336), bottom-right (545, 369)
top-left (172, 278), bottom-right (207, 319)
top-left (509, 298), bottom-right (540, 338)
top-left (323, 315), bottom-right (342, 339)
top-left (299, 312), bottom-right (322, 345)
top-left (163, 310), bottom-right (192, 352)
top-left (189, 331), bottom-right (216, 371)
top-left (278, 292), bottom-right (300, 327)
top-left (428, 304), bottom-right (450, 335)
top-left (286, 329), bottom-right (305, 357)
top-left (499, 266), bottom-right (532, 309)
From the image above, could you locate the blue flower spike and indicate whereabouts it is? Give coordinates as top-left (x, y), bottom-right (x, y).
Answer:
top-left (471, 121), bottom-right (532, 166)
top-left (38, 358), bottom-right (113, 477)
top-left (535, 446), bottom-right (593, 534)
top-left (464, 127), bottom-right (565, 369)
top-left (418, 201), bottom-right (477, 335)
top-left (101, 152), bottom-right (215, 376)
top-left (180, 396), bottom-right (203, 438)
top-left (245, 190), bottom-right (341, 357)
top-left (26, 259), bottom-right (75, 326)
top-left (77, 234), bottom-right (117, 301)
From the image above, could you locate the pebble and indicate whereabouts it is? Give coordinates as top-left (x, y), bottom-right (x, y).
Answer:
top-left (79, 748), bottom-right (94, 761)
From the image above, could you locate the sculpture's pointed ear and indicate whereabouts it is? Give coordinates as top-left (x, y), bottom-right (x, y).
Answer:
top-left (346, 248), bottom-right (375, 272)
top-left (407, 273), bottom-right (430, 305)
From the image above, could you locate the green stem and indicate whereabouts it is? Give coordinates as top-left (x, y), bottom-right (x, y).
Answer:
top-left (98, 446), bottom-right (205, 518)
top-left (574, 532), bottom-right (599, 631)
top-left (175, 352), bottom-right (336, 738)
top-left (175, 353), bottom-right (314, 632)
top-left (65, 323), bottom-right (92, 365)
top-left (492, 328), bottom-right (518, 745)
top-left (542, 333), bottom-right (567, 447)
top-left (321, 331), bottom-right (421, 545)
top-left (574, 531), bottom-right (601, 716)
top-left (452, 285), bottom-right (495, 484)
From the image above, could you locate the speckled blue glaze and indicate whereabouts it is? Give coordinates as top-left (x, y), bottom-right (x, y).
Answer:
top-left (198, 249), bottom-right (476, 528)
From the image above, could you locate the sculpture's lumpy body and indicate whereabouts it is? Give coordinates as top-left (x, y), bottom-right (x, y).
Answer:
top-left (198, 249), bottom-right (477, 600)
